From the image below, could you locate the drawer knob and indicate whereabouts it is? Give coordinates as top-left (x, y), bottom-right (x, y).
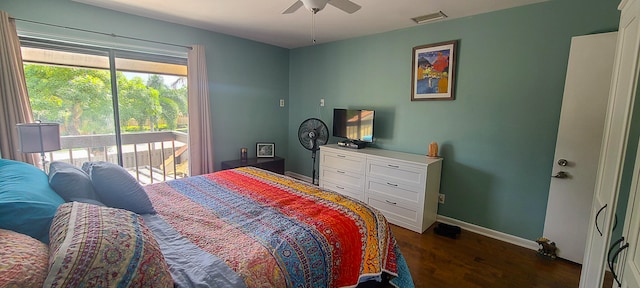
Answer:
top-left (337, 154), bottom-right (346, 158)
top-left (337, 170), bottom-right (346, 174)
top-left (387, 182), bottom-right (398, 187)
top-left (385, 200), bottom-right (397, 205)
top-left (335, 185), bottom-right (345, 190)
top-left (388, 164), bottom-right (400, 168)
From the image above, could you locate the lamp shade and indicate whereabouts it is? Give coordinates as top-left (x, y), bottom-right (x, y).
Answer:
top-left (16, 123), bottom-right (61, 153)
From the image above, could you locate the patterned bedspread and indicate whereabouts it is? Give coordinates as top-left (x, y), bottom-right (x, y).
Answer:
top-left (144, 167), bottom-right (411, 288)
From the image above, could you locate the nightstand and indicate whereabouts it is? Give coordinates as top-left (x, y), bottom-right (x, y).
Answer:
top-left (221, 156), bottom-right (285, 174)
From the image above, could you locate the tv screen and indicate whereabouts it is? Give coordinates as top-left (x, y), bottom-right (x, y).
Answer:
top-left (332, 108), bottom-right (375, 143)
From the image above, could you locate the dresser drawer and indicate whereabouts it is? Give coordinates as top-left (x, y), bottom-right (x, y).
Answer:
top-left (321, 150), bottom-right (366, 174)
top-left (367, 159), bottom-right (425, 189)
top-left (368, 195), bottom-right (418, 228)
top-left (322, 179), bottom-right (364, 201)
top-left (319, 167), bottom-right (365, 191)
top-left (367, 179), bottom-right (422, 204)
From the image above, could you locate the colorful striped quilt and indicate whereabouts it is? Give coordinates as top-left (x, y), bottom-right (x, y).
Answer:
top-left (144, 167), bottom-right (411, 287)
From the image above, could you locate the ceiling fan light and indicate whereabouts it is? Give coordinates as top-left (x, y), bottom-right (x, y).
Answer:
top-left (301, 0), bottom-right (329, 12)
top-left (412, 11), bottom-right (448, 24)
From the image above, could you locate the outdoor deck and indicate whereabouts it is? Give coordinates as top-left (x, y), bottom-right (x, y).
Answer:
top-left (48, 131), bottom-right (189, 185)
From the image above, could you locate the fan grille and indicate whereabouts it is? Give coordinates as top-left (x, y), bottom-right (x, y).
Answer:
top-left (298, 118), bottom-right (329, 151)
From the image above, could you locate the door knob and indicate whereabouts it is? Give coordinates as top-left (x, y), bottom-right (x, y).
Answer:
top-left (557, 159), bottom-right (568, 166)
top-left (552, 171), bottom-right (568, 178)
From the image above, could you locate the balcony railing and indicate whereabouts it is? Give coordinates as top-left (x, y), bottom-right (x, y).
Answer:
top-left (48, 131), bottom-right (189, 185)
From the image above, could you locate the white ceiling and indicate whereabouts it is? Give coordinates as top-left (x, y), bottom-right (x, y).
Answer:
top-left (72, 0), bottom-right (547, 49)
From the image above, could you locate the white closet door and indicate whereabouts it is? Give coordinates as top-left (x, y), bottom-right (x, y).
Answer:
top-left (580, 0), bottom-right (640, 286)
top-left (619, 137), bottom-right (640, 287)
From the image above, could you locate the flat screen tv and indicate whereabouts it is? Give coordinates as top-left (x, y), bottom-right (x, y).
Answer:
top-left (332, 108), bottom-right (375, 143)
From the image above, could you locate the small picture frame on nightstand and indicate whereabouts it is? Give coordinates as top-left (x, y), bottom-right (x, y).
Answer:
top-left (256, 142), bottom-right (275, 158)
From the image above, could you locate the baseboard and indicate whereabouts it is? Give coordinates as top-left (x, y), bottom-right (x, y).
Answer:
top-left (284, 171), bottom-right (313, 183)
top-left (436, 215), bottom-right (540, 251)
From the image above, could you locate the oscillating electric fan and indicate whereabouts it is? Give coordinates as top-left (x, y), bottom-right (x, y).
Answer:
top-left (298, 118), bottom-right (329, 185)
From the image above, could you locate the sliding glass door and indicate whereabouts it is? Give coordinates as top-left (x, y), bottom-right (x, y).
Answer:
top-left (21, 38), bottom-right (189, 184)
top-left (113, 51), bottom-right (189, 183)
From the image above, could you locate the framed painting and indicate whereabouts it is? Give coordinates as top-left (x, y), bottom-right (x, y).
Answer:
top-left (256, 142), bottom-right (275, 158)
top-left (411, 40), bottom-right (458, 101)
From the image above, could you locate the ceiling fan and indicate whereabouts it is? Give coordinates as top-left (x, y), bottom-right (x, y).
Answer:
top-left (283, 0), bottom-right (361, 14)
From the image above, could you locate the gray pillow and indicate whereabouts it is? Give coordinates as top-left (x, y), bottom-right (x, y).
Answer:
top-left (48, 161), bottom-right (100, 203)
top-left (84, 161), bottom-right (156, 214)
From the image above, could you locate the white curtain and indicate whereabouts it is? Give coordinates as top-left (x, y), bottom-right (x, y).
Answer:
top-left (0, 11), bottom-right (37, 164)
top-left (187, 45), bottom-right (214, 175)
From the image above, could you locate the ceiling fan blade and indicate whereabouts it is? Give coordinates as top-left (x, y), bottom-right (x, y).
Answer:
top-left (282, 1), bottom-right (304, 14)
top-left (328, 0), bottom-right (361, 14)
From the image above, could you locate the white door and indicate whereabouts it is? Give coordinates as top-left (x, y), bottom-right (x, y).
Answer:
top-left (618, 137), bottom-right (640, 288)
top-left (543, 32), bottom-right (617, 264)
top-left (620, 228), bottom-right (639, 288)
top-left (580, 0), bottom-right (640, 286)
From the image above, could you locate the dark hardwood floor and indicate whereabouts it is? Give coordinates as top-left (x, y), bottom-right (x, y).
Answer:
top-left (391, 223), bottom-right (614, 288)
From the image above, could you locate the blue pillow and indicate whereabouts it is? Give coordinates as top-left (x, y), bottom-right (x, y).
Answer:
top-left (48, 161), bottom-right (100, 203)
top-left (0, 159), bottom-right (65, 243)
top-left (85, 161), bottom-right (156, 214)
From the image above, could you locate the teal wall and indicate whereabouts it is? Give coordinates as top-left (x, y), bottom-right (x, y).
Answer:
top-left (0, 0), bottom-right (290, 171)
top-left (287, 0), bottom-right (620, 240)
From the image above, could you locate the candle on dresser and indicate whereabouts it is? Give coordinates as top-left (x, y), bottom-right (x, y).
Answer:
top-left (428, 142), bottom-right (438, 157)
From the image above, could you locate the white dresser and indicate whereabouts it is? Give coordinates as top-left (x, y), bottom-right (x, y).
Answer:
top-left (319, 144), bottom-right (442, 233)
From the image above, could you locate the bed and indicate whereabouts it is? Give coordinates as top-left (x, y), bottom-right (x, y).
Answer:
top-left (0, 159), bottom-right (413, 287)
top-left (143, 167), bottom-right (413, 287)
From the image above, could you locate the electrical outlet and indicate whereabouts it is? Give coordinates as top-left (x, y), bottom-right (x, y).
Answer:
top-left (320, 98), bottom-right (325, 107)
top-left (279, 99), bottom-right (285, 107)
top-left (438, 194), bottom-right (445, 204)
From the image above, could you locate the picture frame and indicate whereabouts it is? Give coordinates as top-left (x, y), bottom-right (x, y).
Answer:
top-left (411, 40), bottom-right (458, 101)
top-left (256, 142), bottom-right (275, 158)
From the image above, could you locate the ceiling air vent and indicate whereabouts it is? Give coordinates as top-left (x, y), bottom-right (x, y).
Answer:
top-left (412, 11), bottom-right (448, 24)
